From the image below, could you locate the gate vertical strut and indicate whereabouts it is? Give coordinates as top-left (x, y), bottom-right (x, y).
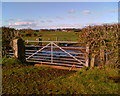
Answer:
top-left (51, 42), bottom-right (53, 64)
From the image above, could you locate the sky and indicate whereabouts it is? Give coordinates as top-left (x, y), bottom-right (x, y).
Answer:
top-left (2, 2), bottom-right (118, 29)
top-left (1, 0), bottom-right (120, 2)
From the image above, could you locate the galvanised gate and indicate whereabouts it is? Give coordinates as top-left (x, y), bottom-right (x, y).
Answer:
top-left (8, 40), bottom-right (89, 70)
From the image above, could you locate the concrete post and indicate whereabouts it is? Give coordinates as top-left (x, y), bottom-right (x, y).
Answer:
top-left (13, 38), bottom-right (26, 62)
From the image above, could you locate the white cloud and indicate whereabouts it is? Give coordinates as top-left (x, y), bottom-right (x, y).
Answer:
top-left (8, 22), bottom-right (35, 26)
top-left (40, 24), bottom-right (85, 29)
top-left (38, 22), bottom-right (107, 29)
top-left (6, 18), bottom-right (37, 29)
top-left (68, 9), bottom-right (76, 13)
top-left (6, 22), bottom-right (115, 29)
top-left (7, 18), bottom-right (35, 22)
top-left (82, 10), bottom-right (91, 14)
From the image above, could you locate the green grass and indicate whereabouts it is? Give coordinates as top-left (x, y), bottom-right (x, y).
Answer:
top-left (22, 31), bottom-right (79, 45)
top-left (46, 67), bottom-right (119, 94)
top-left (22, 37), bottom-right (37, 41)
top-left (22, 31), bottom-right (79, 41)
top-left (3, 65), bottom-right (74, 94)
top-left (2, 58), bottom-right (119, 95)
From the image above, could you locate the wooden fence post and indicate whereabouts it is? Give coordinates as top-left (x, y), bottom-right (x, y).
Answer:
top-left (100, 46), bottom-right (105, 66)
top-left (86, 44), bottom-right (90, 67)
top-left (90, 53), bottom-right (96, 67)
top-left (13, 38), bottom-right (26, 62)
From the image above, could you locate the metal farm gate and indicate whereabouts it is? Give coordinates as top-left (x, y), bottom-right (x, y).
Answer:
top-left (25, 41), bottom-right (88, 70)
top-left (8, 41), bottom-right (89, 70)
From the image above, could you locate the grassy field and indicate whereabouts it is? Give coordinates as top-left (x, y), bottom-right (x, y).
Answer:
top-left (2, 58), bottom-right (119, 95)
top-left (22, 31), bottom-right (79, 41)
top-left (22, 31), bottom-right (80, 46)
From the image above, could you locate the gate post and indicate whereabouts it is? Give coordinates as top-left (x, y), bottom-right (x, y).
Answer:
top-left (100, 46), bottom-right (105, 66)
top-left (86, 44), bottom-right (90, 67)
top-left (90, 53), bottom-right (96, 67)
top-left (13, 38), bottom-right (26, 62)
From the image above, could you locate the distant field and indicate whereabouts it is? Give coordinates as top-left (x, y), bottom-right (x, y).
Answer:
top-left (22, 31), bottom-right (79, 41)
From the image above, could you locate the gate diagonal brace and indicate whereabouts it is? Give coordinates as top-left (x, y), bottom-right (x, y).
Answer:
top-left (53, 42), bottom-right (84, 65)
top-left (26, 42), bottom-right (51, 60)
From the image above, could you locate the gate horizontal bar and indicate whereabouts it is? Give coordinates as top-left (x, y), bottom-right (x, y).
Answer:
top-left (27, 60), bottom-right (84, 68)
top-left (25, 54), bottom-right (85, 59)
top-left (25, 51), bottom-right (86, 55)
top-left (27, 58), bottom-right (85, 65)
top-left (25, 46), bottom-right (86, 49)
top-left (26, 56), bottom-right (85, 62)
top-left (25, 40), bottom-right (84, 43)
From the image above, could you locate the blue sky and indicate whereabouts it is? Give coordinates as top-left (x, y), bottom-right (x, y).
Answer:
top-left (1, 0), bottom-right (120, 2)
top-left (2, 2), bottom-right (118, 29)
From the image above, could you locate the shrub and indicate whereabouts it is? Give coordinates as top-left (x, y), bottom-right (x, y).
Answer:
top-left (2, 57), bottom-right (23, 67)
